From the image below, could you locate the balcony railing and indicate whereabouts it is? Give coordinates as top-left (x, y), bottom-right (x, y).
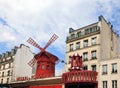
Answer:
top-left (62, 70), bottom-right (97, 84)
top-left (66, 26), bottom-right (100, 42)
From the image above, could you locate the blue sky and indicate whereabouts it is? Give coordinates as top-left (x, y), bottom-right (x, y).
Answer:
top-left (0, 0), bottom-right (120, 75)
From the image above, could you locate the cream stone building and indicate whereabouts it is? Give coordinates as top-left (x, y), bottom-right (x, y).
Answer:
top-left (0, 44), bottom-right (34, 84)
top-left (66, 16), bottom-right (120, 88)
top-left (0, 47), bottom-right (18, 84)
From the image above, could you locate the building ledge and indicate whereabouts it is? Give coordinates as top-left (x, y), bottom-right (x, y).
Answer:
top-left (10, 76), bottom-right (62, 87)
top-left (66, 29), bottom-right (100, 43)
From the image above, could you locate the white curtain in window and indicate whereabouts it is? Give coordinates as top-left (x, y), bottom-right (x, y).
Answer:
top-left (103, 65), bottom-right (107, 73)
top-left (92, 51), bottom-right (96, 57)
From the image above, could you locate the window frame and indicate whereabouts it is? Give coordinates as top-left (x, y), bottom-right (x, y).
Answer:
top-left (91, 50), bottom-right (97, 59)
top-left (7, 70), bottom-right (10, 76)
top-left (83, 65), bottom-right (88, 70)
top-left (91, 37), bottom-right (97, 45)
top-left (112, 80), bottom-right (117, 88)
top-left (76, 42), bottom-right (80, 50)
top-left (103, 81), bottom-right (107, 88)
top-left (83, 39), bottom-right (88, 48)
top-left (112, 63), bottom-right (117, 74)
top-left (69, 44), bottom-right (73, 51)
top-left (102, 65), bottom-right (107, 75)
top-left (83, 52), bottom-right (88, 61)
top-left (91, 65), bottom-right (96, 71)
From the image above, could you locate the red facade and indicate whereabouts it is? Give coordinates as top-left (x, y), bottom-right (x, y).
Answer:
top-left (62, 53), bottom-right (98, 88)
top-left (62, 70), bottom-right (97, 83)
top-left (70, 53), bottom-right (82, 71)
top-left (29, 85), bottom-right (62, 88)
top-left (34, 51), bottom-right (59, 78)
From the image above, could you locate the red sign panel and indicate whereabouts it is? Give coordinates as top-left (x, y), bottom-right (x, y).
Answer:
top-left (29, 85), bottom-right (62, 88)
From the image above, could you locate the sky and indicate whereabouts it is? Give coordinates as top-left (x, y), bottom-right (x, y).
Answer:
top-left (0, 0), bottom-right (120, 76)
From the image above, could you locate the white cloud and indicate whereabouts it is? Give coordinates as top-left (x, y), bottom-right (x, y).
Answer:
top-left (0, 24), bottom-right (16, 42)
top-left (3, 32), bottom-right (15, 41)
top-left (0, 0), bottom-right (120, 53)
top-left (0, 0), bottom-right (120, 77)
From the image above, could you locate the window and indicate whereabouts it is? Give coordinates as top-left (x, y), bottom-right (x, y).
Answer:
top-left (102, 65), bottom-right (107, 75)
top-left (91, 37), bottom-right (96, 45)
top-left (71, 34), bottom-right (75, 39)
top-left (76, 42), bottom-right (80, 49)
top-left (83, 65), bottom-right (88, 70)
top-left (103, 81), bottom-right (107, 88)
top-left (3, 64), bottom-right (5, 69)
top-left (112, 80), bottom-right (117, 88)
top-left (85, 29), bottom-right (90, 34)
top-left (37, 65), bottom-right (40, 70)
top-left (77, 31), bottom-right (81, 37)
top-left (6, 78), bottom-right (9, 83)
top-left (83, 52), bottom-right (88, 61)
top-left (112, 63), bottom-right (117, 73)
top-left (69, 44), bottom-right (73, 51)
top-left (91, 65), bottom-right (96, 71)
top-left (91, 50), bottom-right (97, 59)
top-left (2, 72), bottom-right (4, 77)
top-left (41, 64), bottom-right (45, 70)
top-left (7, 70), bottom-right (10, 76)
top-left (1, 79), bottom-right (3, 84)
top-left (92, 26), bottom-right (98, 32)
top-left (11, 70), bottom-right (13, 75)
top-left (83, 40), bottom-right (88, 48)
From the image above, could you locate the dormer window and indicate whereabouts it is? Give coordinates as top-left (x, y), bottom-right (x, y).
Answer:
top-left (77, 31), bottom-right (81, 37)
top-left (71, 34), bottom-right (75, 39)
top-left (85, 29), bottom-right (90, 34)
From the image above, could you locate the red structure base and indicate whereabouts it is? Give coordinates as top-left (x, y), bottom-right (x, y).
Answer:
top-left (29, 85), bottom-right (62, 88)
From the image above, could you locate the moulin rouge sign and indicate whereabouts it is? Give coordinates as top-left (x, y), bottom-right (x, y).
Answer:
top-left (16, 74), bottom-right (54, 81)
top-left (16, 75), bottom-right (39, 81)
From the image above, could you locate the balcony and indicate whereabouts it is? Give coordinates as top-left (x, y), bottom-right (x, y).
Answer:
top-left (111, 70), bottom-right (117, 74)
top-left (62, 70), bottom-right (97, 84)
top-left (102, 72), bottom-right (107, 75)
top-left (83, 58), bottom-right (88, 61)
top-left (66, 26), bottom-right (100, 43)
top-left (90, 57), bottom-right (97, 60)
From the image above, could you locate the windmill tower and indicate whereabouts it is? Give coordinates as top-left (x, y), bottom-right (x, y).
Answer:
top-left (27, 34), bottom-right (59, 78)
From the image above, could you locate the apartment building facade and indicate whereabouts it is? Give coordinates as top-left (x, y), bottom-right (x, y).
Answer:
top-left (0, 44), bottom-right (34, 84)
top-left (66, 16), bottom-right (120, 88)
top-left (0, 47), bottom-right (18, 84)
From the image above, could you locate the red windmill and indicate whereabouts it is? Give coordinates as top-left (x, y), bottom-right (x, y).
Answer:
top-left (27, 34), bottom-right (59, 78)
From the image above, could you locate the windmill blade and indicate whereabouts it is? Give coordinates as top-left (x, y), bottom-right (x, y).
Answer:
top-left (28, 58), bottom-right (36, 67)
top-left (27, 37), bottom-right (43, 51)
top-left (44, 34), bottom-right (58, 50)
